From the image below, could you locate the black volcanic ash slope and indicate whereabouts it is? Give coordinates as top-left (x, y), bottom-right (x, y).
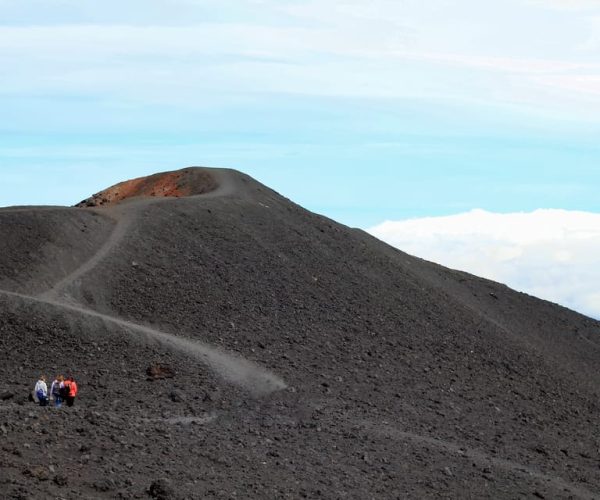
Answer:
top-left (0, 167), bottom-right (599, 500)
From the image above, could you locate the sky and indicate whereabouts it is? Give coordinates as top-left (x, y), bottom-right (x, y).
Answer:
top-left (1, 0), bottom-right (600, 317)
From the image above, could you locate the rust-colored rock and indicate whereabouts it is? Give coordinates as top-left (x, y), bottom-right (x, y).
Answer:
top-left (75, 167), bottom-right (217, 207)
top-left (146, 363), bottom-right (175, 381)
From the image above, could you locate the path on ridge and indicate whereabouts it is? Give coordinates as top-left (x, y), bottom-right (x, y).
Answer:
top-left (40, 168), bottom-right (242, 302)
top-left (5, 169), bottom-right (286, 396)
top-left (39, 206), bottom-right (131, 302)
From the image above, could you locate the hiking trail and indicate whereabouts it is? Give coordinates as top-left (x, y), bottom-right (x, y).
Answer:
top-left (364, 420), bottom-right (599, 500)
top-left (6, 170), bottom-right (286, 396)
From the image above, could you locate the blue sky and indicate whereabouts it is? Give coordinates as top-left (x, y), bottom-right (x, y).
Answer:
top-left (2, 1), bottom-right (600, 316)
top-left (2, 0), bottom-right (600, 225)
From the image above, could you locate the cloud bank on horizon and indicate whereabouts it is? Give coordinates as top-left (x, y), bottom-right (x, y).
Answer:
top-left (369, 209), bottom-right (600, 319)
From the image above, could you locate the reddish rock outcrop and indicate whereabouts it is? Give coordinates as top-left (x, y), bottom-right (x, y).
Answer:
top-left (76, 168), bottom-right (217, 207)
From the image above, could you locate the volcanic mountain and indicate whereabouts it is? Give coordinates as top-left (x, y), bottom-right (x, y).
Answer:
top-left (0, 167), bottom-right (598, 499)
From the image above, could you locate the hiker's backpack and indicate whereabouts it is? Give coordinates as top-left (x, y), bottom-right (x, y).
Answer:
top-left (59, 382), bottom-right (69, 399)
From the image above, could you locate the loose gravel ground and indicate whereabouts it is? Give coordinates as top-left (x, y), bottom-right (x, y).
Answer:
top-left (0, 168), bottom-right (598, 499)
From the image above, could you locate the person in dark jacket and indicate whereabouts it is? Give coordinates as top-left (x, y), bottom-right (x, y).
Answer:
top-left (50, 375), bottom-right (64, 407)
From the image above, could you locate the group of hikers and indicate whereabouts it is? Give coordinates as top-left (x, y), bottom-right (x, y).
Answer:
top-left (33, 375), bottom-right (78, 407)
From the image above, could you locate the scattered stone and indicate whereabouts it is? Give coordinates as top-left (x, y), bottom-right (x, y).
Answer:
top-left (23, 466), bottom-right (49, 481)
top-left (169, 390), bottom-right (186, 403)
top-left (148, 478), bottom-right (175, 499)
top-left (53, 474), bottom-right (68, 486)
top-left (202, 390), bottom-right (220, 402)
top-left (93, 478), bottom-right (116, 492)
top-left (146, 364), bottom-right (175, 381)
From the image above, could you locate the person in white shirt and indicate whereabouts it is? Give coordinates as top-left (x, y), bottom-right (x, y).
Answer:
top-left (34, 376), bottom-right (48, 407)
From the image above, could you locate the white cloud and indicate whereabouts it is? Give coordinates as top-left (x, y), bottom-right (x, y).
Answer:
top-left (368, 209), bottom-right (600, 319)
top-left (2, 2), bottom-right (600, 116)
top-left (527, 0), bottom-right (600, 10)
top-left (531, 74), bottom-right (600, 96)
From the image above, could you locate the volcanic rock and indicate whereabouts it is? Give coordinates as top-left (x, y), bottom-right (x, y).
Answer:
top-left (1, 391), bottom-right (14, 400)
top-left (148, 478), bottom-right (176, 499)
top-left (75, 168), bottom-right (217, 207)
top-left (168, 390), bottom-right (186, 403)
top-left (0, 166), bottom-right (598, 499)
top-left (146, 363), bottom-right (175, 380)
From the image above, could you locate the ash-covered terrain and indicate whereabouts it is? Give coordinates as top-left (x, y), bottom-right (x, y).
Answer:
top-left (0, 167), bottom-right (598, 499)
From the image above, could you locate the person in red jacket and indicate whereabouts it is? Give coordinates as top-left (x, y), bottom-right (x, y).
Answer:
top-left (63, 376), bottom-right (78, 407)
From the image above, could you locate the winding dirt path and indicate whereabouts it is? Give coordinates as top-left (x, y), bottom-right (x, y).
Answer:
top-left (364, 420), bottom-right (599, 500)
top-left (5, 169), bottom-right (286, 396)
top-left (1, 289), bottom-right (286, 396)
top-left (39, 206), bottom-right (132, 302)
top-left (40, 168), bottom-right (241, 302)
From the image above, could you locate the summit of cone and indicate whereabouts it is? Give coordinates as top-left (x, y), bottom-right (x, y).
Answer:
top-left (75, 167), bottom-right (219, 207)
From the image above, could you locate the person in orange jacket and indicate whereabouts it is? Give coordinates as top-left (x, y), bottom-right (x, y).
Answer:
top-left (63, 376), bottom-right (78, 407)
